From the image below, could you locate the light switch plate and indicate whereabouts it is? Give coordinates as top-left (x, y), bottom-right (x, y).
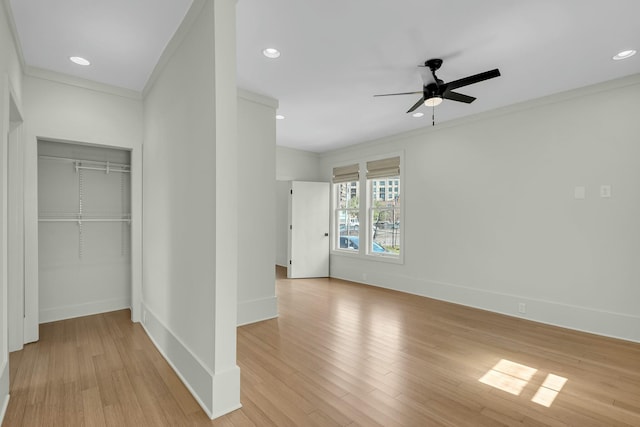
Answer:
top-left (574, 186), bottom-right (585, 199)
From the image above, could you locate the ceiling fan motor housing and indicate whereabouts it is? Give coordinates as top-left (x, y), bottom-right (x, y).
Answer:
top-left (425, 58), bottom-right (443, 71)
top-left (424, 83), bottom-right (440, 98)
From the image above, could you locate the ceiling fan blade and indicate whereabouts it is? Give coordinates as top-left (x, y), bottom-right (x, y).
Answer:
top-left (374, 91), bottom-right (423, 97)
top-left (443, 91), bottom-right (476, 103)
top-left (406, 97), bottom-right (425, 113)
top-left (445, 69), bottom-right (501, 91)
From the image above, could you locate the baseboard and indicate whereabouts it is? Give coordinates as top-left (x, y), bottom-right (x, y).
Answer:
top-left (39, 297), bottom-right (131, 323)
top-left (140, 304), bottom-right (241, 419)
top-left (211, 365), bottom-right (242, 419)
top-left (0, 360), bottom-right (10, 424)
top-left (237, 296), bottom-right (278, 326)
top-left (0, 394), bottom-right (8, 426)
top-left (331, 269), bottom-right (640, 343)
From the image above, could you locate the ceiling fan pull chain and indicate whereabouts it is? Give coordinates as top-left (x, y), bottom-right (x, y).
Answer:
top-left (432, 105), bottom-right (435, 126)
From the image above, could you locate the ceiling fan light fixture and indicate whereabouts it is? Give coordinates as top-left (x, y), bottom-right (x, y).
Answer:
top-left (262, 48), bottom-right (281, 59)
top-left (69, 56), bottom-right (90, 66)
top-left (412, 112), bottom-right (424, 118)
top-left (613, 49), bottom-right (636, 60)
top-left (424, 96), bottom-right (442, 107)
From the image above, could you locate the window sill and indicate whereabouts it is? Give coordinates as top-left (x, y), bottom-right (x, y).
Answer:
top-left (330, 249), bottom-right (404, 265)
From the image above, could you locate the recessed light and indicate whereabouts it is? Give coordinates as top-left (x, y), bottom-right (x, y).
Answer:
top-left (412, 112), bottom-right (424, 118)
top-left (263, 48), bottom-right (281, 59)
top-left (275, 114), bottom-right (285, 120)
top-left (69, 56), bottom-right (90, 66)
top-left (613, 49), bottom-right (636, 61)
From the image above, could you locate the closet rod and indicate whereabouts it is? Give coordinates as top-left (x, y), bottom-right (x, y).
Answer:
top-left (38, 155), bottom-right (131, 169)
top-left (76, 165), bottom-right (130, 174)
top-left (38, 218), bottom-right (131, 223)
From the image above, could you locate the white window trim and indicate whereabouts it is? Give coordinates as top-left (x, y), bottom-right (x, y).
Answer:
top-left (330, 151), bottom-right (404, 265)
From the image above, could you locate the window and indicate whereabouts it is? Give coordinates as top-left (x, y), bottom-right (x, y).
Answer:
top-left (332, 155), bottom-right (402, 261)
top-left (367, 157), bottom-right (400, 256)
top-left (333, 164), bottom-right (359, 252)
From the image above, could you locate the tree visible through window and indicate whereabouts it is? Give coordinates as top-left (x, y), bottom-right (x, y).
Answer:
top-left (367, 157), bottom-right (400, 256)
top-left (333, 164), bottom-right (360, 252)
top-left (332, 157), bottom-right (401, 258)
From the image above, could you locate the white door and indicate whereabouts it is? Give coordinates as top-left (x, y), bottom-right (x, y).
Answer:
top-left (288, 181), bottom-right (330, 278)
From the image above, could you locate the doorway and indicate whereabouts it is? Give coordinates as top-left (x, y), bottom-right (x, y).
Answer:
top-left (36, 140), bottom-right (132, 323)
top-left (287, 181), bottom-right (330, 278)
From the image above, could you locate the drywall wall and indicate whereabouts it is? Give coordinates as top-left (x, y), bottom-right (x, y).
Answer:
top-left (22, 74), bottom-right (144, 336)
top-left (275, 146), bottom-right (323, 266)
top-left (37, 141), bottom-right (131, 323)
top-left (0, 1), bottom-right (23, 420)
top-left (142, 0), bottom-right (240, 418)
top-left (237, 91), bottom-right (278, 325)
top-left (319, 74), bottom-right (640, 343)
top-left (276, 145), bottom-right (322, 181)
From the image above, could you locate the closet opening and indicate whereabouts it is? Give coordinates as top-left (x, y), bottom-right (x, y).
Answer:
top-left (37, 140), bottom-right (132, 323)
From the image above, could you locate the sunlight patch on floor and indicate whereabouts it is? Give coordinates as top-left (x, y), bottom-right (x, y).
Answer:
top-left (479, 359), bottom-right (567, 407)
top-left (531, 373), bottom-right (568, 407)
top-left (479, 359), bottom-right (537, 396)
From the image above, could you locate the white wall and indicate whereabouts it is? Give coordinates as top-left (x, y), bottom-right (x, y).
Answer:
top-left (0, 0), bottom-right (23, 420)
top-left (237, 91), bottom-right (278, 325)
top-left (275, 146), bottom-right (323, 266)
top-left (276, 145), bottom-right (321, 181)
top-left (22, 75), bottom-right (144, 336)
top-left (142, 0), bottom-right (240, 418)
top-left (320, 74), bottom-right (640, 343)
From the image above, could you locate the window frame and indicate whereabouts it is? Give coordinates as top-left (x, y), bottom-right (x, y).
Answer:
top-left (330, 152), bottom-right (404, 264)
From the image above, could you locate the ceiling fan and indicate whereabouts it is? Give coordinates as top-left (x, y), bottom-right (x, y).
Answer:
top-left (374, 58), bottom-right (501, 115)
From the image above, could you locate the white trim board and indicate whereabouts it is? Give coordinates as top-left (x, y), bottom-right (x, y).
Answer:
top-left (319, 73), bottom-right (640, 159)
top-left (24, 66), bottom-right (142, 100)
top-left (140, 303), bottom-right (242, 419)
top-left (330, 269), bottom-right (640, 344)
top-left (0, 394), bottom-right (8, 426)
top-left (39, 297), bottom-right (131, 324)
top-left (0, 360), bottom-right (9, 424)
top-left (237, 296), bottom-right (278, 326)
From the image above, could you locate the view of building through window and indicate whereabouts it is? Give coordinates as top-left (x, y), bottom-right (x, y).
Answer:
top-left (333, 157), bottom-right (401, 257)
top-left (335, 181), bottom-right (359, 251)
top-left (369, 175), bottom-right (400, 254)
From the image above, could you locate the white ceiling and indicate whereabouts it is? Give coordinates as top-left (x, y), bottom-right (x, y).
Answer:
top-left (8, 0), bottom-right (193, 91)
top-left (7, 0), bottom-right (640, 153)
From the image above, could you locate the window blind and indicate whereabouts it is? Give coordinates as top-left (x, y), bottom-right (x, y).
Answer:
top-left (366, 156), bottom-right (400, 179)
top-left (332, 163), bottom-right (359, 183)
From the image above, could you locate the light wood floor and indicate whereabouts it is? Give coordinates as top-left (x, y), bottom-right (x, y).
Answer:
top-left (4, 268), bottom-right (640, 426)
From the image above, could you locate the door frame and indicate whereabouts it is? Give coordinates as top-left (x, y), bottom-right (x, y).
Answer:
top-left (3, 77), bottom-right (30, 351)
top-left (7, 84), bottom-right (25, 351)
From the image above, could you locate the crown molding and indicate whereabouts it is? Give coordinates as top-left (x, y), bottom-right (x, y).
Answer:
top-left (3, 0), bottom-right (26, 71)
top-left (319, 72), bottom-right (640, 158)
top-left (142, 0), bottom-right (206, 98)
top-left (24, 66), bottom-right (142, 100)
top-left (238, 88), bottom-right (278, 109)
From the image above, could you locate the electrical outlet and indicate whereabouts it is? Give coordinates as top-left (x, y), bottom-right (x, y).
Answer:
top-left (518, 303), bottom-right (526, 314)
top-left (600, 185), bottom-right (611, 198)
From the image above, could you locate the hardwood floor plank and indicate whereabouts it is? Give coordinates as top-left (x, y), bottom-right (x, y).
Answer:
top-left (4, 266), bottom-right (640, 426)
top-left (225, 409), bottom-right (257, 427)
top-left (81, 387), bottom-right (107, 427)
